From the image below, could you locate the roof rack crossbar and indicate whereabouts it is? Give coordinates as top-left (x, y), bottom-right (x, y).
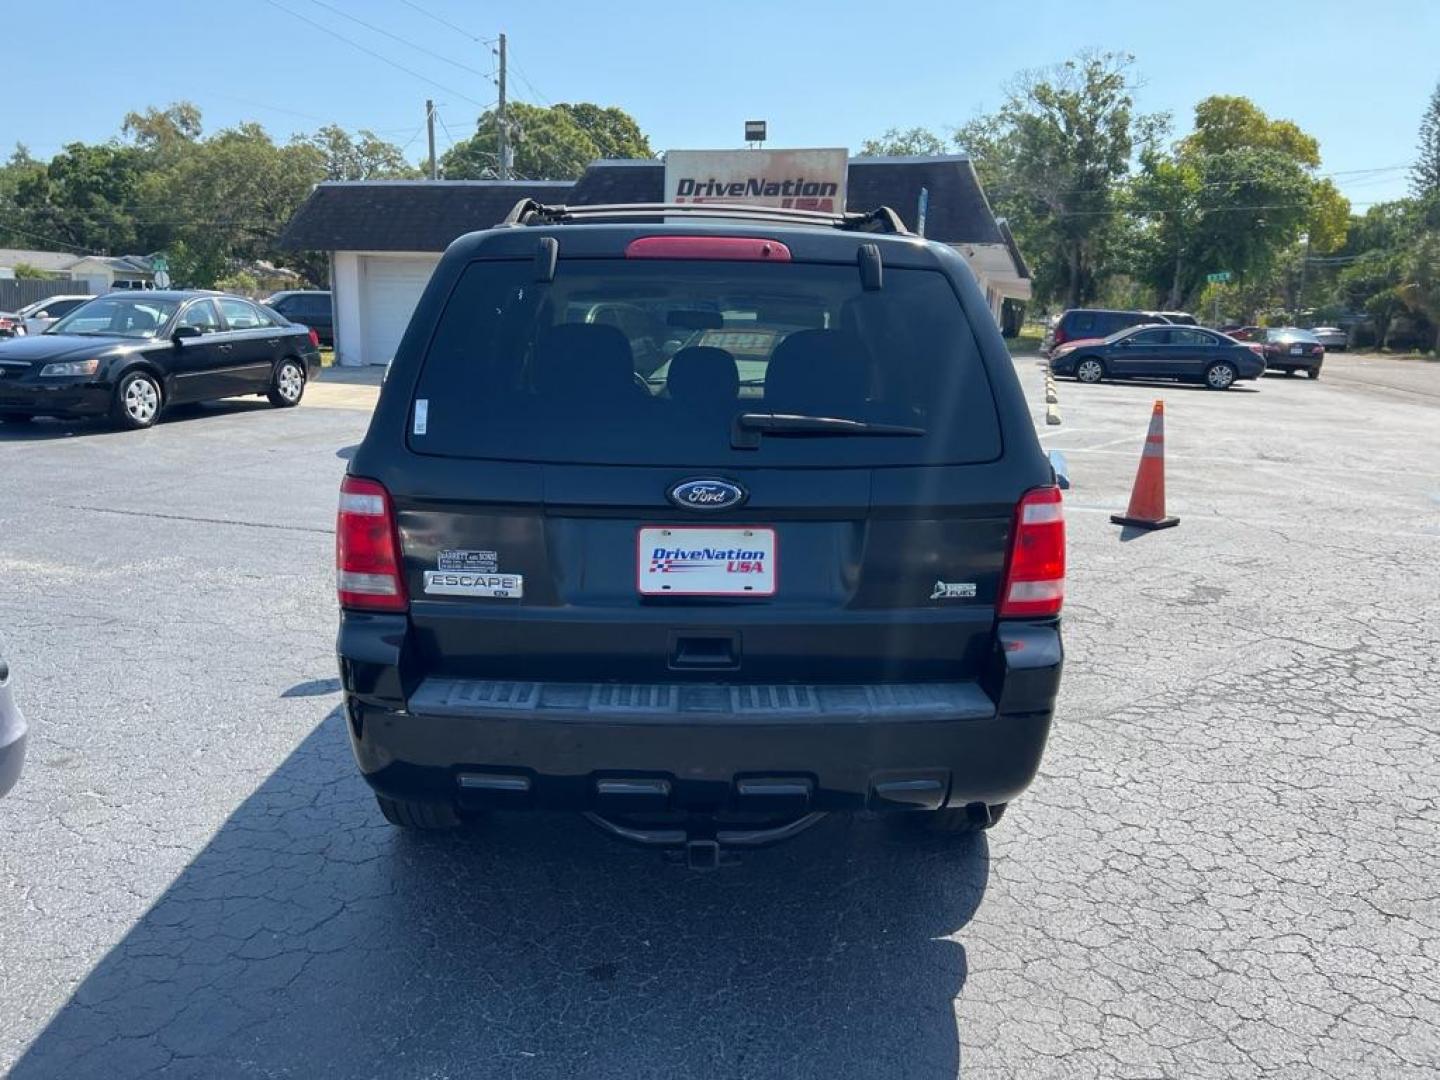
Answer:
top-left (501, 200), bottom-right (912, 236)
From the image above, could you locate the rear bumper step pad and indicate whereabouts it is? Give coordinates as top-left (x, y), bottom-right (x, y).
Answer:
top-left (408, 677), bottom-right (996, 725)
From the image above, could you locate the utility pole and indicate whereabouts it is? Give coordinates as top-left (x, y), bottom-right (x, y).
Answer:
top-left (1295, 232), bottom-right (1311, 324)
top-left (425, 99), bottom-right (437, 180)
top-left (496, 33), bottom-right (509, 180)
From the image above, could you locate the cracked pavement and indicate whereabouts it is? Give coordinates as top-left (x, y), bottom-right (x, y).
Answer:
top-left (1, 357), bottom-right (1437, 1078)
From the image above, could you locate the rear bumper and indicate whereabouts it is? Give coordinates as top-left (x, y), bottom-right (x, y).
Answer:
top-left (338, 613), bottom-right (1061, 815)
top-left (1266, 352), bottom-right (1322, 370)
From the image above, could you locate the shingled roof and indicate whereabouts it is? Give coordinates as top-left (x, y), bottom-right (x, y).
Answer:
top-left (846, 156), bottom-right (1004, 245)
top-left (277, 180), bottom-right (572, 252)
top-left (566, 160), bottom-right (665, 206)
top-left (278, 157), bottom-right (1013, 252)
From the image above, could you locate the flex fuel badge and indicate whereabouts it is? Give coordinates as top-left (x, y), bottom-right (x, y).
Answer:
top-left (930, 580), bottom-right (977, 600)
top-left (425, 550), bottom-right (521, 597)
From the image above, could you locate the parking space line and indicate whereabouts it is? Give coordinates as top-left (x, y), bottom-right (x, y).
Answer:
top-left (1064, 435), bottom-right (1144, 453)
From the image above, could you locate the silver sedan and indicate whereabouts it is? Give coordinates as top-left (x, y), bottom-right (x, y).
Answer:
top-left (1311, 326), bottom-right (1348, 351)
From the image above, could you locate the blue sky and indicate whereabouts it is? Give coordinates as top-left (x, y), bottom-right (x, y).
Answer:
top-left (5, 0), bottom-right (1436, 207)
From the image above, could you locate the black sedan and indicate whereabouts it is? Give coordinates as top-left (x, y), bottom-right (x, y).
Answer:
top-left (1049, 324), bottom-right (1267, 390)
top-left (1258, 328), bottom-right (1325, 378)
top-left (0, 291), bottom-right (321, 429)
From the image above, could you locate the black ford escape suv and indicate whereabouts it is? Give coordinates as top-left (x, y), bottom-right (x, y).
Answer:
top-left (336, 201), bottom-right (1065, 863)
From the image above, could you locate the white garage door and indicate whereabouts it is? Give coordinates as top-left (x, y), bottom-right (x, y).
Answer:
top-left (359, 255), bottom-right (440, 366)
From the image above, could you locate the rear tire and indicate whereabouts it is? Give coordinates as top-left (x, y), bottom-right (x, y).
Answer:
top-left (1204, 361), bottom-right (1238, 390)
top-left (1307, 368), bottom-right (1321, 380)
top-left (267, 358), bottom-right (306, 408)
top-left (375, 793), bottom-right (460, 830)
top-left (1074, 357), bottom-right (1105, 384)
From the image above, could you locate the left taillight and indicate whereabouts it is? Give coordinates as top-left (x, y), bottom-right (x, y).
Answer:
top-left (336, 476), bottom-right (407, 611)
top-left (999, 486), bottom-right (1066, 618)
top-left (308, 327), bottom-right (320, 348)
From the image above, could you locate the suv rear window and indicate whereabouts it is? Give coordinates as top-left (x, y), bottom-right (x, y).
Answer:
top-left (408, 258), bottom-right (1001, 467)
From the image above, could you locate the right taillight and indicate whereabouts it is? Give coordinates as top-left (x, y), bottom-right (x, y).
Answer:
top-left (336, 476), bottom-right (407, 611)
top-left (999, 486), bottom-right (1066, 618)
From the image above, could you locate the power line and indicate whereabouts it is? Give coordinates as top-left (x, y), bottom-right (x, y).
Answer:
top-left (0, 221), bottom-right (93, 253)
top-left (985, 163), bottom-right (1412, 201)
top-left (301, 0), bottom-right (494, 80)
top-left (395, 0), bottom-right (495, 44)
top-left (510, 59), bottom-right (552, 106)
top-left (1056, 199), bottom-right (1379, 219)
top-left (433, 108), bottom-right (460, 153)
top-left (259, 0), bottom-right (488, 109)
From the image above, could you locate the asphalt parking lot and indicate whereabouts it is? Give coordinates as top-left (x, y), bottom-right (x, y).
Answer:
top-left (1, 356), bottom-right (1437, 1079)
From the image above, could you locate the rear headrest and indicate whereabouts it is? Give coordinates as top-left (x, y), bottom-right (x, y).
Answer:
top-left (533, 323), bottom-right (636, 402)
top-left (666, 346), bottom-right (738, 408)
top-left (764, 329), bottom-right (868, 416)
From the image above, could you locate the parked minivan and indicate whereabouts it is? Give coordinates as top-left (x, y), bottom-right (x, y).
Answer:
top-left (335, 201), bottom-right (1066, 863)
top-left (1043, 308), bottom-right (1172, 354)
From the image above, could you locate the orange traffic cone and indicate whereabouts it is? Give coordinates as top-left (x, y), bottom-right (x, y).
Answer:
top-left (1111, 400), bottom-right (1179, 530)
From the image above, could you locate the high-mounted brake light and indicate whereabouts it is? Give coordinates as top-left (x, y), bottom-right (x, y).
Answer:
top-left (625, 236), bottom-right (792, 261)
top-left (999, 486), bottom-right (1066, 618)
top-left (336, 476), bottom-right (407, 612)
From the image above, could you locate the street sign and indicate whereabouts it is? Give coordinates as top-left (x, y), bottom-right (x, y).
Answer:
top-left (151, 255), bottom-right (171, 289)
top-left (1206, 271), bottom-right (1232, 284)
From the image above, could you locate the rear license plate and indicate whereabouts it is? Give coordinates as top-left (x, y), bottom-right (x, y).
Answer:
top-left (638, 526), bottom-right (776, 596)
top-left (1290, 344), bottom-right (1304, 355)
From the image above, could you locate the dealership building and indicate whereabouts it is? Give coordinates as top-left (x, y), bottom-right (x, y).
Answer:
top-left (279, 153), bottom-right (1031, 368)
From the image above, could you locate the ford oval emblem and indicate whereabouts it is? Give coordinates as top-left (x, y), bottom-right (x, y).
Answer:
top-left (668, 478), bottom-right (746, 512)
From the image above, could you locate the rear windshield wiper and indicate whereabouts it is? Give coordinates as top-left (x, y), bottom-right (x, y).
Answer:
top-left (731, 412), bottom-right (926, 449)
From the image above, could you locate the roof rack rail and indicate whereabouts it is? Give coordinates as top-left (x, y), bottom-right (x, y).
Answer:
top-left (501, 200), bottom-right (911, 236)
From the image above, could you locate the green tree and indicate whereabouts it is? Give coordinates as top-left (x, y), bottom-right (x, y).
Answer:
top-left (11, 262), bottom-right (49, 279)
top-left (1397, 229), bottom-right (1440, 349)
top-left (1183, 96), bottom-right (1319, 165)
top-left (1130, 96), bottom-right (1345, 310)
top-left (0, 145), bottom-right (47, 247)
top-left (442, 102), bottom-right (652, 180)
top-left (160, 123), bottom-right (324, 286)
top-left (953, 51), bottom-right (1166, 307)
top-left (122, 102), bottom-right (203, 156)
top-left (1411, 80), bottom-right (1440, 198)
top-left (11, 142), bottom-right (146, 253)
top-left (306, 125), bottom-right (420, 180)
top-left (858, 127), bottom-right (950, 157)
top-left (1337, 250), bottom-right (1406, 346)
top-left (553, 103), bottom-right (653, 160)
